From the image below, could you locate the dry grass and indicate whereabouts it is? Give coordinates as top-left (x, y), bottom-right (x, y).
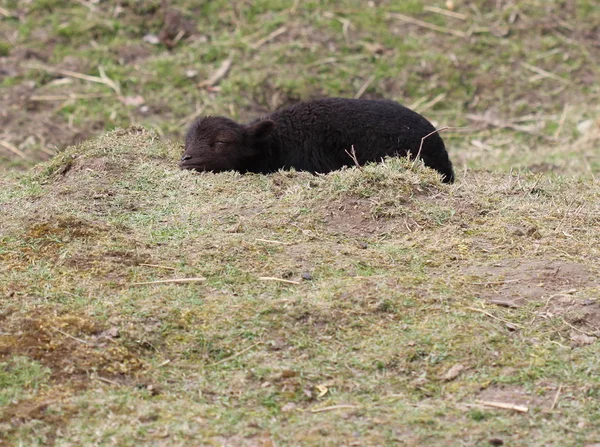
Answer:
top-left (2, 0), bottom-right (600, 444)
top-left (1, 128), bottom-right (599, 445)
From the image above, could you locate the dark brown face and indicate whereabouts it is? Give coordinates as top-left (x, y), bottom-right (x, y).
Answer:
top-left (180, 116), bottom-right (276, 173)
top-left (180, 117), bottom-right (246, 172)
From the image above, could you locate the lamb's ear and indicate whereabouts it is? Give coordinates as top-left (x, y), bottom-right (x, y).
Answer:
top-left (246, 120), bottom-right (275, 141)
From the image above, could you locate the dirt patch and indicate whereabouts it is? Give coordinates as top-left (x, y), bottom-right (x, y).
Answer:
top-left (30, 152), bottom-right (148, 219)
top-left (0, 311), bottom-right (147, 441)
top-left (1, 217), bottom-right (111, 266)
top-left (24, 216), bottom-right (107, 240)
top-left (0, 387), bottom-right (77, 446)
top-left (113, 43), bottom-right (153, 64)
top-left (467, 259), bottom-right (596, 303)
top-left (320, 198), bottom-right (397, 237)
top-left (2, 217), bottom-right (144, 286)
top-left (0, 80), bottom-right (93, 168)
top-left (42, 152), bottom-right (128, 182)
top-left (0, 311), bottom-right (144, 383)
top-left (467, 259), bottom-right (600, 331)
top-left (476, 384), bottom-right (556, 412)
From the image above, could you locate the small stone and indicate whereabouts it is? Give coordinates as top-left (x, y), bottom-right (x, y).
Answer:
top-left (505, 322), bottom-right (519, 331)
top-left (442, 364), bottom-right (465, 381)
top-left (301, 271), bottom-right (312, 280)
top-left (358, 241), bottom-right (368, 249)
top-left (489, 439), bottom-right (504, 446)
top-left (281, 402), bottom-right (296, 412)
top-left (143, 34), bottom-right (160, 45)
top-left (119, 95), bottom-right (145, 107)
top-left (103, 327), bottom-right (120, 338)
top-left (577, 119), bottom-right (593, 134)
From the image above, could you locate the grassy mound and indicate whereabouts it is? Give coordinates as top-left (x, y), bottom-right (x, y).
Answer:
top-left (1, 128), bottom-right (599, 445)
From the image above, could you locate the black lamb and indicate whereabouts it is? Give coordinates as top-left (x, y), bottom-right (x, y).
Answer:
top-left (180, 98), bottom-right (455, 183)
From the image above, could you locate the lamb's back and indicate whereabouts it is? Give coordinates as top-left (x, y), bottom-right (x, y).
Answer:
top-left (262, 98), bottom-right (440, 171)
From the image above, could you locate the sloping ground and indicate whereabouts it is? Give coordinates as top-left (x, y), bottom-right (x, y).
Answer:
top-left (1, 128), bottom-right (599, 446)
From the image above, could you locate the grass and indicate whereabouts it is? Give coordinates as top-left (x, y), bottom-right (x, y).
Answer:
top-left (1, 0), bottom-right (599, 175)
top-left (1, 0), bottom-right (600, 445)
top-left (1, 127), bottom-right (599, 445)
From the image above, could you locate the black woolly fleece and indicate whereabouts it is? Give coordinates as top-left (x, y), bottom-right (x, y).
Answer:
top-left (181, 98), bottom-right (455, 183)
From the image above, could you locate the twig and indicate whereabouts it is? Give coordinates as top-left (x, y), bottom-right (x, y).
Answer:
top-left (554, 104), bottom-right (569, 139)
top-left (290, 0), bottom-right (300, 13)
top-left (466, 307), bottom-right (524, 329)
top-left (310, 404), bottom-right (358, 413)
top-left (323, 12), bottom-right (353, 46)
top-left (305, 55), bottom-right (370, 68)
top-left (209, 342), bottom-right (262, 367)
top-left (139, 263), bottom-right (177, 270)
top-left (96, 376), bottom-right (121, 386)
top-left (30, 93), bottom-right (112, 101)
top-left (354, 75), bottom-right (376, 99)
top-left (550, 384), bottom-right (562, 411)
top-left (258, 277), bottom-right (301, 285)
top-left (38, 145), bottom-right (57, 156)
top-left (172, 29), bottom-right (186, 46)
top-left (0, 7), bottom-right (12, 17)
top-left (255, 238), bottom-right (292, 245)
top-left (470, 279), bottom-right (520, 285)
top-left (555, 200), bottom-right (578, 232)
top-left (352, 275), bottom-right (387, 279)
top-left (415, 92), bottom-right (447, 113)
top-left (344, 145), bottom-right (362, 169)
top-left (198, 55), bottom-right (233, 88)
top-left (251, 26), bottom-right (287, 49)
top-left (24, 63), bottom-right (121, 94)
top-left (510, 113), bottom-right (559, 123)
top-left (178, 106), bottom-right (206, 126)
top-left (521, 62), bottom-right (570, 85)
top-left (466, 114), bottom-right (557, 141)
top-left (413, 127), bottom-right (451, 167)
top-left (131, 277), bottom-right (206, 285)
top-left (0, 140), bottom-right (28, 159)
top-left (98, 66), bottom-right (121, 94)
top-left (562, 318), bottom-right (596, 337)
top-left (423, 6), bottom-right (468, 20)
top-left (340, 17), bottom-right (352, 46)
top-left (408, 95), bottom-right (430, 111)
top-left (488, 299), bottom-right (520, 308)
top-left (75, 0), bottom-right (97, 11)
top-left (51, 327), bottom-right (90, 345)
top-left (306, 56), bottom-right (338, 67)
top-left (387, 12), bottom-right (466, 37)
top-left (476, 400), bottom-right (528, 413)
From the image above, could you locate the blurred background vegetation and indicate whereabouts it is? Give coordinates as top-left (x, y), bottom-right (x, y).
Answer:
top-left (1, 0), bottom-right (598, 174)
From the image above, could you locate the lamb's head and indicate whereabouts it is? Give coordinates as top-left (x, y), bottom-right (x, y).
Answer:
top-left (180, 116), bottom-right (275, 172)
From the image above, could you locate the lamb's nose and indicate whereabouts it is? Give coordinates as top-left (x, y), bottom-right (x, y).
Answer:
top-left (181, 154), bottom-right (192, 162)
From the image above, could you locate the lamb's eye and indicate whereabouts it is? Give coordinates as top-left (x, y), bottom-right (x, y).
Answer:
top-left (214, 141), bottom-right (231, 150)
